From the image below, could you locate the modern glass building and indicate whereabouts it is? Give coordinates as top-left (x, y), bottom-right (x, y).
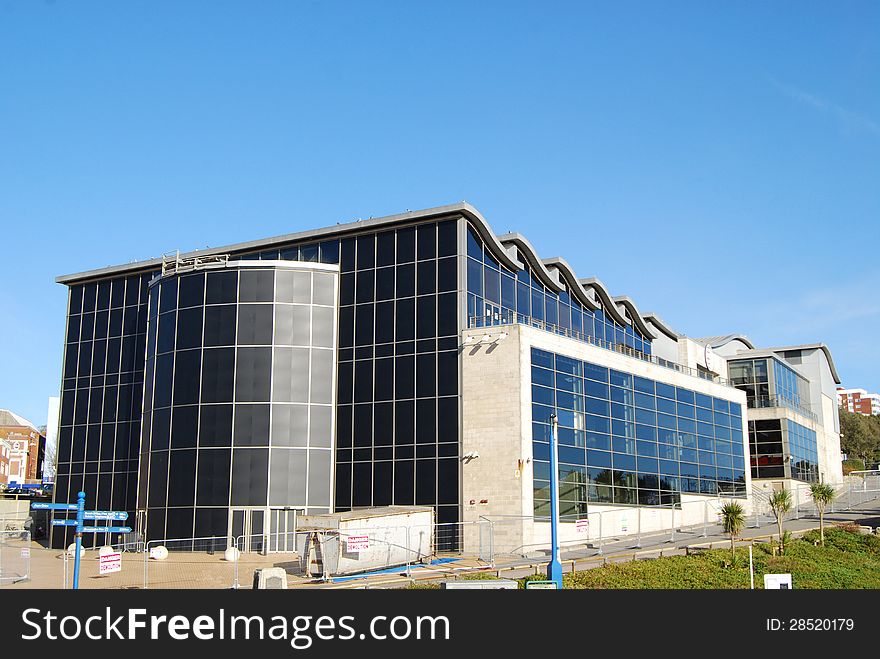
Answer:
top-left (54, 206), bottom-right (466, 548)
top-left (50, 203), bottom-right (839, 551)
top-left (728, 355), bottom-right (822, 483)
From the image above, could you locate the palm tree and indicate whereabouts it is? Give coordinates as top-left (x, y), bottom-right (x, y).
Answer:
top-left (809, 483), bottom-right (837, 546)
top-left (720, 501), bottom-right (745, 562)
top-left (768, 489), bottom-right (792, 553)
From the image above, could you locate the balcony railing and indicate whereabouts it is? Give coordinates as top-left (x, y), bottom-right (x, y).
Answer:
top-left (747, 395), bottom-right (818, 422)
top-left (467, 312), bottom-right (734, 387)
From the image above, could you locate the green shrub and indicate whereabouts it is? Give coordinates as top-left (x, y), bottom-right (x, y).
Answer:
top-left (843, 459), bottom-right (865, 475)
top-left (560, 529), bottom-right (880, 589)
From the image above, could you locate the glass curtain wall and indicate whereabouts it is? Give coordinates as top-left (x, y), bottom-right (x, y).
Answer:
top-left (333, 219), bottom-right (461, 527)
top-left (787, 419), bottom-right (819, 482)
top-left (53, 273), bottom-right (153, 548)
top-left (531, 347), bottom-right (746, 519)
top-left (139, 263), bottom-right (337, 543)
top-left (747, 418), bottom-right (818, 482)
top-left (466, 227), bottom-right (652, 355)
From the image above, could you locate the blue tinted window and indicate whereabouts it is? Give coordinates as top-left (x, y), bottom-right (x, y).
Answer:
top-left (610, 370), bottom-right (631, 388)
top-left (531, 366), bottom-right (554, 387)
top-left (532, 385), bottom-right (554, 406)
top-left (633, 377), bottom-right (654, 394)
top-left (656, 382), bottom-right (676, 400)
top-left (654, 398), bottom-right (674, 415)
top-left (586, 449), bottom-right (612, 468)
top-left (586, 379), bottom-right (610, 399)
top-left (634, 392), bottom-right (655, 410)
top-left (530, 349), bottom-right (745, 510)
top-left (676, 388), bottom-right (695, 404)
top-left (531, 348), bottom-right (553, 369)
top-left (555, 354), bottom-right (582, 376)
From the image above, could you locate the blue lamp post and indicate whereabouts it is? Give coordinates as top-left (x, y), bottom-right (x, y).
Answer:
top-left (547, 413), bottom-right (563, 588)
top-left (73, 490), bottom-right (85, 590)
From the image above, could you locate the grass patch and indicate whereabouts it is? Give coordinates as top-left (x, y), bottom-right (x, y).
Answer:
top-left (561, 528), bottom-right (880, 589)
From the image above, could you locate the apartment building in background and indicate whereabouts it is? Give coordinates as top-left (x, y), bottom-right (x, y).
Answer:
top-left (837, 387), bottom-right (880, 416)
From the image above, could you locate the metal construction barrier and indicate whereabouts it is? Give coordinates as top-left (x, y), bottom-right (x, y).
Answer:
top-left (0, 530), bottom-right (31, 585)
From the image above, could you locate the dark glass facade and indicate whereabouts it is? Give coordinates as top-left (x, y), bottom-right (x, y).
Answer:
top-left (53, 217), bottom-right (464, 548)
top-left (333, 220), bottom-right (461, 526)
top-left (54, 273), bottom-right (153, 548)
top-left (138, 262), bottom-right (337, 543)
top-left (747, 418), bottom-right (818, 482)
top-left (747, 419), bottom-right (785, 479)
top-left (531, 347), bottom-right (747, 518)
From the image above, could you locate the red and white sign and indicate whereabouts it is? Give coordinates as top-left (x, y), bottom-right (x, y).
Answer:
top-left (345, 535), bottom-right (370, 553)
top-left (99, 552), bottom-right (122, 575)
top-left (575, 519), bottom-right (589, 533)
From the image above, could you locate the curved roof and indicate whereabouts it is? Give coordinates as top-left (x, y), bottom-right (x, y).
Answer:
top-left (54, 201), bottom-right (662, 343)
top-left (642, 312), bottom-right (681, 341)
top-left (612, 296), bottom-right (658, 340)
top-left (695, 335), bottom-right (756, 351)
top-left (768, 343), bottom-right (841, 385)
top-left (540, 257), bottom-right (600, 311)
top-left (577, 277), bottom-right (631, 327)
top-left (495, 233), bottom-right (564, 293)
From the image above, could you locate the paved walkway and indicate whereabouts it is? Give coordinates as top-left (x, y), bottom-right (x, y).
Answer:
top-left (3, 499), bottom-right (877, 590)
top-left (306, 500), bottom-right (880, 589)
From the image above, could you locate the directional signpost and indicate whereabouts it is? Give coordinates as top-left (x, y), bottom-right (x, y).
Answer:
top-left (31, 502), bottom-right (78, 511)
top-left (32, 491), bottom-right (130, 590)
top-left (84, 511), bottom-right (129, 521)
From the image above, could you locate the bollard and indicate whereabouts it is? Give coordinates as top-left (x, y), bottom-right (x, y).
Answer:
top-left (635, 508), bottom-right (642, 549)
top-left (702, 501), bottom-right (708, 538)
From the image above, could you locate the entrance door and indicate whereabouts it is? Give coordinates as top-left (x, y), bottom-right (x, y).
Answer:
top-left (268, 508), bottom-right (300, 553)
top-left (229, 508), bottom-right (265, 553)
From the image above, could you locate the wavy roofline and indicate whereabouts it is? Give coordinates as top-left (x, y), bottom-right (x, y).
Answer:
top-left (56, 201), bottom-right (667, 342)
top-left (540, 257), bottom-right (601, 311)
top-left (577, 277), bottom-right (631, 327)
top-left (612, 296), bottom-right (658, 340)
top-left (696, 334), bottom-right (757, 351)
top-left (642, 312), bottom-right (681, 341)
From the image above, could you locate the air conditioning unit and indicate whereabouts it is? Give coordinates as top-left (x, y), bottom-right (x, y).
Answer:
top-left (253, 567), bottom-right (288, 589)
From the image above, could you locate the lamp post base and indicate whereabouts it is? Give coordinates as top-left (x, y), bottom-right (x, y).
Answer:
top-left (546, 558), bottom-right (564, 589)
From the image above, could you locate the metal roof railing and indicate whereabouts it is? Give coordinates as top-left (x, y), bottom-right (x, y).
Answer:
top-left (746, 395), bottom-right (818, 422)
top-left (161, 251), bottom-right (229, 277)
top-left (467, 312), bottom-right (734, 388)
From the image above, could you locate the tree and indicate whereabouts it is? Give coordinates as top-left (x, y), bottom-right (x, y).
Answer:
top-left (720, 501), bottom-right (745, 562)
top-left (810, 483), bottom-right (837, 546)
top-left (768, 489), bottom-right (792, 553)
top-left (839, 407), bottom-right (880, 467)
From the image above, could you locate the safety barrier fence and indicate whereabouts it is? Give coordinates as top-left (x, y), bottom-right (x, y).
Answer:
top-left (0, 530), bottom-right (31, 585)
top-left (5, 480), bottom-right (878, 589)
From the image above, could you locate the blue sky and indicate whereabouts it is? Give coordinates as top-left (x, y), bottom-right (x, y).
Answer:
top-left (1, 1), bottom-right (878, 425)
